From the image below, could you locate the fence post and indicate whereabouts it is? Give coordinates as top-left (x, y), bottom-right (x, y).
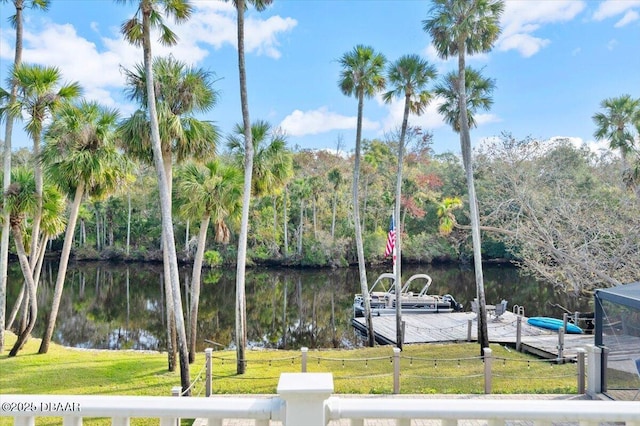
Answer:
top-left (301, 347), bottom-right (308, 372)
top-left (586, 344), bottom-right (602, 397)
top-left (576, 347), bottom-right (586, 394)
top-left (483, 347), bottom-right (492, 394)
top-left (205, 348), bottom-right (213, 397)
top-left (393, 347), bottom-right (401, 394)
top-left (159, 387), bottom-right (182, 426)
top-left (516, 315), bottom-right (522, 352)
top-left (278, 373), bottom-right (333, 426)
top-left (467, 319), bottom-right (472, 342)
top-left (557, 328), bottom-right (565, 362)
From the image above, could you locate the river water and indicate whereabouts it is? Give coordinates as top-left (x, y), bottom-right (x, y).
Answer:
top-left (6, 260), bottom-right (591, 351)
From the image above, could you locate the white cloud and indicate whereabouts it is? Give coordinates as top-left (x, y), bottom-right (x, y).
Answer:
top-left (179, 2), bottom-right (297, 59)
top-left (551, 136), bottom-right (612, 155)
top-left (614, 10), bottom-right (640, 27)
top-left (279, 107), bottom-right (379, 137)
top-left (474, 113), bottom-right (501, 127)
top-left (607, 39), bottom-right (618, 50)
top-left (593, 0), bottom-right (640, 21)
top-left (498, 0), bottom-right (585, 57)
top-left (19, 23), bottom-right (126, 105)
top-left (498, 33), bottom-right (549, 58)
top-left (380, 96), bottom-right (447, 133)
top-left (0, 29), bottom-right (13, 62)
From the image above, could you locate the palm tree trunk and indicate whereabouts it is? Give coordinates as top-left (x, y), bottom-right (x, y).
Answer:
top-left (39, 183), bottom-right (84, 353)
top-left (9, 225), bottom-right (37, 357)
top-left (126, 194), bottom-right (131, 256)
top-left (162, 155), bottom-right (177, 372)
top-left (188, 214), bottom-right (210, 363)
top-left (234, 0), bottom-right (253, 375)
top-left (283, 185), bottom-right (289, 256)
top-left (273, 197), bottom-right (278, 246)
top-left (353, 91), bottom-right (374, 347)
top-left (141, 4), bottom-right (190, 393)
top-left (30, 128), bottom-right (43, 269)
top-left (331, 191), bottom-right (337, 238)
top-left (1, 2), bottom-right (25, 353)
top-left (457, 49), bottom-right (489, 354)
top-left (185, 219), bottom-right (190, 253)
top-left (394, 95), bottom-right (411, 350)
top-left (6, 284), bottom-right (25, 331)
top-left (297, 199), bottom-right (304, 255)
top-left (312, 196), bottom-right (317, 238)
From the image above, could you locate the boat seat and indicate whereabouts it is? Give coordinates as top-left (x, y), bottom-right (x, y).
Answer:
top-left (493, 300), bottom-right (508, 319)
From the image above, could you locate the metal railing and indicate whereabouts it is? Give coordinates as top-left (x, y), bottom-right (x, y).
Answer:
top-left (2, 372), bottom-right (638, 426)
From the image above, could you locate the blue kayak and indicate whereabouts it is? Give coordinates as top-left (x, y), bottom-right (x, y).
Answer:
top-left (527, 316), bottom-right (583, 334)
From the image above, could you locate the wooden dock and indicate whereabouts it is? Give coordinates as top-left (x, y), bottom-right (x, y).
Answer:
top-left (352, 311), bottom-right (595, 360)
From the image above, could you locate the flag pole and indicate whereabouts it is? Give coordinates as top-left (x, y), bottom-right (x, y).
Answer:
top-left (391, 212), bottom-right (397, 277)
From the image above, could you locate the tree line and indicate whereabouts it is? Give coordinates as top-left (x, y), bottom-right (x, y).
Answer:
top-left (1, 0), bottom-right (639, 394)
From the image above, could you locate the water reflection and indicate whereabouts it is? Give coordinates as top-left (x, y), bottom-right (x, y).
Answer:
top-left (6, 261), bottom-right (592, 351)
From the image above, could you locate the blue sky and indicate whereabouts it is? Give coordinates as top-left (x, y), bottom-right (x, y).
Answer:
top-left (1, 0), bottom-right (639, 155)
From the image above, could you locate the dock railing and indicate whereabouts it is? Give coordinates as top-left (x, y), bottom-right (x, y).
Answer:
top-left (2, 371), bottom-right (638, 426)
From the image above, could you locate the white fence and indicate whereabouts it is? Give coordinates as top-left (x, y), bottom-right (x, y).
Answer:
top-left (2, 371), bottom-right (639, 426)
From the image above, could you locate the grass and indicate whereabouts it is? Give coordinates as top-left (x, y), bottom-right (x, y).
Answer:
top-left (1, 332), bottom-right (580, 425)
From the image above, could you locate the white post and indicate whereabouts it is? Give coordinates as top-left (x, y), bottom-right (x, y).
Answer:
top-left (277, 373), bottom-right (333, 426)
top-left (393, 347), bottom-right (401, 394)
top-left (62, 418), bottom-right (82, 426)
top-left (483, 347), bottom-right (492, 394)
top-left (516, 315), bottom-right (522, 351)
top-left (160, 386), bottom-right (182, 426)
top-left (467, 319), bottom-right (472, 341)
top-left (586, 344), bottom-right (602, 397)
top-left (576, 348), bottom-right (586, 394)
top-left (301, 347), bottom-right (308, 372)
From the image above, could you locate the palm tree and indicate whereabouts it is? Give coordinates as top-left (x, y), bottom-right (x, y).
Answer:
top-left (227, 120), bottom-right (293, 199)
top-left (593, 95), bottom-right (640, 159)
top-left (592, 95), bottom-right (640, 195)
top-left (328, 168), bottom-right (343, 239)
top-left (119, 55), bottom-right (219, 371)
top-left (437, 196), bottom-right (463, 235)
top-left (423, 0), bottom-right (504, 354)
top-left (1, 62), bottom-right (79, 354)
top-left (38, 100), bottom-right (131, 354)
top-left (175, 159), bottom-right (242, 363)
top-left (228, 121), bottom-right (293, 256)
top-left (338, 44), bottom-right (386, 347)
top-left (224, 0), bottom-right (273, 375)
top-left (5, 64), bottom-right (81, 267)
top-left (435, 67), bottom-right (496, 132)
top-left (4, 182), bottom-right (65, 335)
top-left (0, 0), bottom-right (50, 354)
top-left (383, 53), bottom-right (437, 349)
top-left (116, 0), bottom-right (193, 394)
top-left (3, 167), bottom-right (37, 356)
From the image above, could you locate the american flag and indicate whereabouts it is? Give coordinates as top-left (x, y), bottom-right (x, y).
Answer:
top-left (384, 215), bottom-right (396, 257)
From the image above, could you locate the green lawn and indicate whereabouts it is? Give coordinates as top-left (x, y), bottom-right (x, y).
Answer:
top-left (1, 332), bottom-right (580, 425)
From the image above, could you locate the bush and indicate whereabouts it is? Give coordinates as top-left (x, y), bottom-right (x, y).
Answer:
top-left (402, 232), bottom-right (457, 263)
top-left (301, 231), bottom-right (349, 267)
top-left (204, 250), bottom-right (223, 267)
